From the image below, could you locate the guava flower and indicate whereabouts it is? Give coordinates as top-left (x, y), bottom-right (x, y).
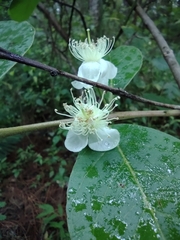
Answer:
top-left (55, 88), bottom-right (120, 152)
top-left (69, 29), bottom-right (117, 89)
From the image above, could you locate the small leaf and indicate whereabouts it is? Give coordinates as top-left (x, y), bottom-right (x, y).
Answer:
top-left (151, 57), bottom-right (169, 71)
top-left (9, 0), bottom-right (40, 22)
top-left (43, 213), bottom-right (58, 225)
top-left (58, 204), bottom-right (64, 216)
top-left (0, 21), bottom-right (35, 79)
top-left (36, 98), bottom-right (44, 106)
top-left (67, 124), bottom-right (180, 240)
top-left (0, 214), bottom-right (6, 221)
top-left (106, 46), bottom-right (143, 89)
top-left (0, 201), bottom-right (6, 208)
top-left (37, 204), bottom-right (55, 218)
top-left (39, 203), bottom-right (55, 212)
top-left (50, 221), bottom-right (65, 229)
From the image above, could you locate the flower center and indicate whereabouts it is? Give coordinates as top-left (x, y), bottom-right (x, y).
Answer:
top-left (69, 29), bottom-right (115, 62)
top-left (55, 88), bottom-right (120, 136)
top-left (72, 104), bottom-right (107, 135)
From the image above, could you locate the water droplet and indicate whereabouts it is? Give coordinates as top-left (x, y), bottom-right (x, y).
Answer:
top-left (167, 168), bottom-right (171, 174)
top-left (104, 142), bottom-right (111, 148)
top-left (72, 198), bottom-right (87, 212)
top-left (68, 187), bottom-right (77, 194)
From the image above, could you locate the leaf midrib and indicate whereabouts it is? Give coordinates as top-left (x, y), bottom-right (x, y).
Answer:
top-left (118, 145), bottom-right (166, 240)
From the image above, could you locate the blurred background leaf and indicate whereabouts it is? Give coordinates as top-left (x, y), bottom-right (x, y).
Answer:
top-left (107, 46), bottom-right (143, 89)
top-left (9, 0), bottom-right (40, 22)
top-left (0, 21), bottom-right (35, 79)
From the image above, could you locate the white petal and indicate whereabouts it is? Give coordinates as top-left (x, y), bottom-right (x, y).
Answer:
top-left (78, 62), bottom-right (101, 80)
top-left (72, 62), bottom-right (101, 89)
top-left (65, 130), bottom-right (88, 152)
top-left (88, 128), bottom-right (120, 151)
top-left (98, 59), bottom-right (117, 85)
top-left (71, 80), bottom-right (86, 89)
top-left (98, 76), bottom-right (109, 86)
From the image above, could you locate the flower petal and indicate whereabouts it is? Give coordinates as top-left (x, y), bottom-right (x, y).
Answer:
top-left (78, 62), bottom-right (101, 81)
top-left (97, 75), bottom-right (109, 86)
top-left (98, 59), bottom-right (117, 85)
top-left (71, 80), bottom-right (86, 89)
top-left (78, 61), bottom-right (101, 88)
top-left (88, 127), bottom-right (120, 151)
top-left (65, 130), bottom-right (88, 152)
top-left (71, 61), bottom-right (101, 89)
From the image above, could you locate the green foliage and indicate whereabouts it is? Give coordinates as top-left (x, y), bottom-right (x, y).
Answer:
top-left (0, 20), bottom-right (35, 79)
top-left (0, 201), bottom-right (6, 221)
top-left (0, 144), bottom-right (36, 178)
top-left (37, 203), bottom-right (70, 240)
top-left (0, 135), bottom-right (22, 160)
top-left (107, 46), bottom-right (143, 89)
top-left (0, 135), bottom-right (68, 181)
top-left (41, 131), bottom-right (69, 187)
top-left (9, 0), bottom-right (40, 22)
top-left (0, 134), bottom-right (70, 238)
top-left (67, 124), bottom-right (180, 240)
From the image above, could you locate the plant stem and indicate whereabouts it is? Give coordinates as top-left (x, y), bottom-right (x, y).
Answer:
top-left (0, 110), bottom-right (179, 138)
top-left (0, 47), bottom-right (180, 110)
top-left (126, 0), bottom-right (180, 89)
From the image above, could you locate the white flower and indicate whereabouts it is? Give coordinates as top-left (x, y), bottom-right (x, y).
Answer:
top-left (69, 29), bottom-right (117, 89)
top-left (55, 88), bottom-right (120, 152)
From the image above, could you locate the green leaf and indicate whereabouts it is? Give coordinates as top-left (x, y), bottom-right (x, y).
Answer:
top-left (50, 221), bottom-right (65, 229)
top-left (0, 201), bottom-right (6, 208)
top-left (38, 203), bottom-right (55, 212)
top-left (67, 124), bottom-right (180, 240)
top-left (0, 21), bottom-right (35, 79)
top-left (0, 214), bottom-right (6, 221)
top-left (151, 57), bottom-right (169, 71)
top-left (36, 98), bottom-right (44, 106)
top-left (42, 213), bottom-right (58, 225)
top-left (58, 204), bottom-right (64, 216)
top-left (37, 204), bottom-right (55, 218)
top-left (9, 0), bottom-right (40, 22)
top-left (106, 46), bottom-right (143, 89)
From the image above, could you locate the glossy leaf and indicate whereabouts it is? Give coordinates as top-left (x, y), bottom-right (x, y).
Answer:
top-left (106, 46), bottom-right (143, 89)
top-left (0, 21), bottom-right (35, 79)
top-left (9, 0), bottom-right (40, 22)
top-left (67, 124), bottom-right (180, 240)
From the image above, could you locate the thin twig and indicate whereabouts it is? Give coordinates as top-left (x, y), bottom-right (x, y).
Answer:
top-left (55, 0), bottom-right (88, 32)
top-left (0, 110), bottom-right (179, 138)
top-left (68, 0), bottom-right (76, 38)
top-left (110, 109), bottom-right (180, 119)
top-left (0, 47), bottom-right (180, 110)
top-left (126, 0), bottom-right (180, 89)
top-left (115, 0), bottom-right (137, 41)
top-left (37, 3), bottom-right (69, 42)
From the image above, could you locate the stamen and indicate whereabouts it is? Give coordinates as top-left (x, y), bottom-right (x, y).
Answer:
top-left (102, 96), bottom-right (120, 112)
top-left (87, 29), bottom-right (91, 44)
top-left (55, 88), bottom-right (119, 137)
top-left (69, 33), bottom-right (116, 62)
top-left (54, 109), bottom-right (72, 118)
top-left (98, 91), bottom-right (106, 108)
